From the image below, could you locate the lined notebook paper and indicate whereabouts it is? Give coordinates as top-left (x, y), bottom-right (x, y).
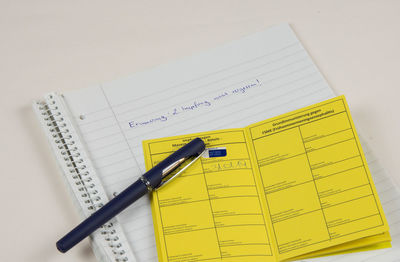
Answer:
top-left (35, 23), bottom-right (400, 261)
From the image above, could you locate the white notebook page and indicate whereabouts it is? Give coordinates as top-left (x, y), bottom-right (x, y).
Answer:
top-left (61, 23), bottom-right (400, 261)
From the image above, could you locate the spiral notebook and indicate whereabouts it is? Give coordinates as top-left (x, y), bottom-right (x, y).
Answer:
top-left (33, 23), bottom-right (400, 262)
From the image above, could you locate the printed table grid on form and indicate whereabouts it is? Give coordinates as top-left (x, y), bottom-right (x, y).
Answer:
top-left (148, 131), bottom-right (273, 261)
top-left (249, 98), bottom-right (384, 254)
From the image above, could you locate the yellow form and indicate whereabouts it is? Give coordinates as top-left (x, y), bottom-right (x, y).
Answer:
top-left (247, 96), bottom-right (390, 260)
top-left (142, 96), bottom-right (389, 262)
top-left (144, 131), bottom-right (277, 262)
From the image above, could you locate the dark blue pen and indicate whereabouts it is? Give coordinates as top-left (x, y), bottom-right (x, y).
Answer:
top-left (57, 137), bottom-right (205, 253)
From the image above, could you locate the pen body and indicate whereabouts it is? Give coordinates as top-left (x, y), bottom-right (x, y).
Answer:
top-left (56, 137), bottom-right (205, 253)
top-left (56, 179), bottom-right (148, 253)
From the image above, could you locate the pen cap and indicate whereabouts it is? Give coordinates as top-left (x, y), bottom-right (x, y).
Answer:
top-left (143, 137), bottom-right (205, 188)
top-left (167, 137), bottom-right (206, 162)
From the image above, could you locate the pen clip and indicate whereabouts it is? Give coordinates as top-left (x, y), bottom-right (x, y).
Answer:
top-left (157, 149), bottom-right (206, 190)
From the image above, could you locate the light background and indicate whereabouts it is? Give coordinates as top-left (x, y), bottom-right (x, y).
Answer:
top-left (0, 1), bottom-right (399, 261)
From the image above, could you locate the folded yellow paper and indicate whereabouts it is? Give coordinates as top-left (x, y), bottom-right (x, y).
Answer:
top-left (143, 96), bottom-right (390, 262)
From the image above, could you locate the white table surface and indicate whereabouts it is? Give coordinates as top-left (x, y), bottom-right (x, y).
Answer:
top-left (1, 1), bottom-right (399, 261)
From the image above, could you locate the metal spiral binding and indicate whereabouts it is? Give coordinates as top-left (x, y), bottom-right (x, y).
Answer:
top-left (37, 94), bottom-right (128, 262)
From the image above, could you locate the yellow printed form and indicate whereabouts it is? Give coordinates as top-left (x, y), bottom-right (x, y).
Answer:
top-left (143, 131), bottom-right (276, 262)
top-left (247, 96), bottom-right (389, 260)
top-left (143, 96), bottom-right (390, 262)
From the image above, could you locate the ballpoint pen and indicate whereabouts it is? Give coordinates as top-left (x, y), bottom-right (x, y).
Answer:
top-left (57, 137), bottom-right (206, 253)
